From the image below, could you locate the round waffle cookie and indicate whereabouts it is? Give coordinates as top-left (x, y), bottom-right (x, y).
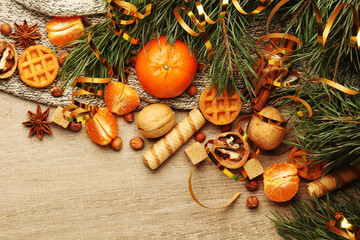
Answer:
top-left (18, 45), bottom-right (59, 88)
top-left (199, 86), bottom-right (242, 125)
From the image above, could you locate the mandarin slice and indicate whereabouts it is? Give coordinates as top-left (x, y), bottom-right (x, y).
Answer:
top-left (104, 82), bottom-right (140, 115)
top-left (46, 16), bottom-right (84, 47)
top-left (85, 108), bottom-right (118, 145)
top-left (263, 163), bottom-right (300, 202)
top-left (289, 147), bottom-right (327, 180)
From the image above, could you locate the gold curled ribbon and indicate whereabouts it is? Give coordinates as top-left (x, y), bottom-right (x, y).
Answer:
top-left (264, 0), bottom-right (302, 65)
top-left (266, 0), bottom-right (359, 119)
top-left (252, 109), bottom-right (288, 128)
top-left (204, 140), bottom-right (246, 182)
top-left (269, 70), bottom-right (300, 88)
top-left (175, 0), bottom-right (273, 62)
top-left (308, 0), bottom-right (359, 48)
top-left (275, 77), bottom-right (358, 119)
top-left (274, 95), bottom-right (313, 119)
top-left (63, 1), bottom-right (152, 123)
top-left (270, 0), bottom-right (360, 49)
top-left (326, 212), bottom-right (360, 240)
top-left (236, 116), bottom-right (261, 157)
top-left (106, 0), bottom-right (151, 44)
top-left (232, 0), bottom-right (273, 15)
top-left (63, 31), bottom-right (113, 123)
top-left (188, 140), bottom-right (244, 208)
top-left (255, 33), bottom-right (302, 66)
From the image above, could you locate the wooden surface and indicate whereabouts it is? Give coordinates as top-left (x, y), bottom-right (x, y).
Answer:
top-left (0, 91), bottom-right (310, 240)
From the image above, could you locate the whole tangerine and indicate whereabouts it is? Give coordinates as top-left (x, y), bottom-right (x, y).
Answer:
top-left (135, 36), bottom-right (197, 98)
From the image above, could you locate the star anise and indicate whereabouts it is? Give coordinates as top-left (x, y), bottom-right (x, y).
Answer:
top-left (22, 105), bottom-right (52, 140)
top-left (9, 20), bottom-right (41, 49)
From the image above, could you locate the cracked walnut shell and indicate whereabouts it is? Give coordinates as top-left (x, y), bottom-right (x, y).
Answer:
top-left (0, 41), bottom-right (17, 79)
top-left (212, 132), bottom-right (250, 169)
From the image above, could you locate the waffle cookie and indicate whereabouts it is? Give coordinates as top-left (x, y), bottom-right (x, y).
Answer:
top-left (18, 45), bottom-right (59, 88)
top-left (199, 86), bottom-right (242, 125)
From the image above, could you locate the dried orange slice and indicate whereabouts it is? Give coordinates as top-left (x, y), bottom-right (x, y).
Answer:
top-left (85, 108), bottom-right (118, 146)
top-left (18, 45), bottom-right (59, 88)
top-left (199, 85), bottom-right (242, 125)
top-left (104, 82), bottom-right (140, 115)
top-left (263, 163), bottom-right (300, 202)
top-left (46, 16), bottom-right (84, 47)
top-left (289, 147), bottom-right (327, 180)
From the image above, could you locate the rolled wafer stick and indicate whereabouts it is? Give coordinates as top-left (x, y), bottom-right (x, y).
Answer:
top-left (306, 164), bottom-right (360, 198)
top-left (143, 108), bottom-right (206, 170)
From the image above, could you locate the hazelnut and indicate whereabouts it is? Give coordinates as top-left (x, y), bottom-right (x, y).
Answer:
top-left (68, 122), bottom-right (82, 132)
top-left (130, 137), bottom-right (144, 150)
top-left (186, 85), bottom-right (197, 96)
top-left (245, 180), bottom-right (258, 191)
top-left (220, 123), bottom-right (232, 132)
top-left (1, 23), bottom-right (12, 36)
top-left (194, 132), bottom-right (206, 143)
top-left (124, 112), bottom-right (134, 123)
top-left (58, 51), bottom-right (70, 66)
top-left (129, 56), bottom-right (137, 67)
top-left (51, 86), bottom-right (64, 97)
top-left (110, 136), bottom-right (122, 151)
top-left (246, 196), bottom-right (259, 209)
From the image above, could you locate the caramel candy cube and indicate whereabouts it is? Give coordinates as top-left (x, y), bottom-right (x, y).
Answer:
top-left (51, 106), bottom-right (70, 128)
top-left (185, 142), bottom-right (209, 165)
top-left (243, 158), bottom-right (264, 180)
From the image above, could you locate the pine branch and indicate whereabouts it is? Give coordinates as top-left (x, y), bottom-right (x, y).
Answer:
top-left (270, 184), bottom-right (360, 240)
top-left (59, 0), bottom-right (284, 97)
top-left (273, 79), bottom-right (360, 174)
top-left (284, 0), bottom-right (360, 79)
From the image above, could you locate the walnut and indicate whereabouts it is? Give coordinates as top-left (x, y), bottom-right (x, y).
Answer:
top-left (0, 41), bottom-right (17, 79)
top-left (212, 132), bottom-right (250, 169)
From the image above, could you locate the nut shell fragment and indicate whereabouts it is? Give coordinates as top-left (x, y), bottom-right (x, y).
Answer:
top-left (0, 41), bottom-right (17, 79)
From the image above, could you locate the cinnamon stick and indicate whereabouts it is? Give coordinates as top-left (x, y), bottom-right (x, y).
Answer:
top-left (252, 37), bottom-right (296, 111)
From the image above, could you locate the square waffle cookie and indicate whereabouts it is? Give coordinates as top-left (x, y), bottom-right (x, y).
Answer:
top-left (18, 45), bottom-right (59, 88)
top-left (199, 86), bottom-right (242, 125)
